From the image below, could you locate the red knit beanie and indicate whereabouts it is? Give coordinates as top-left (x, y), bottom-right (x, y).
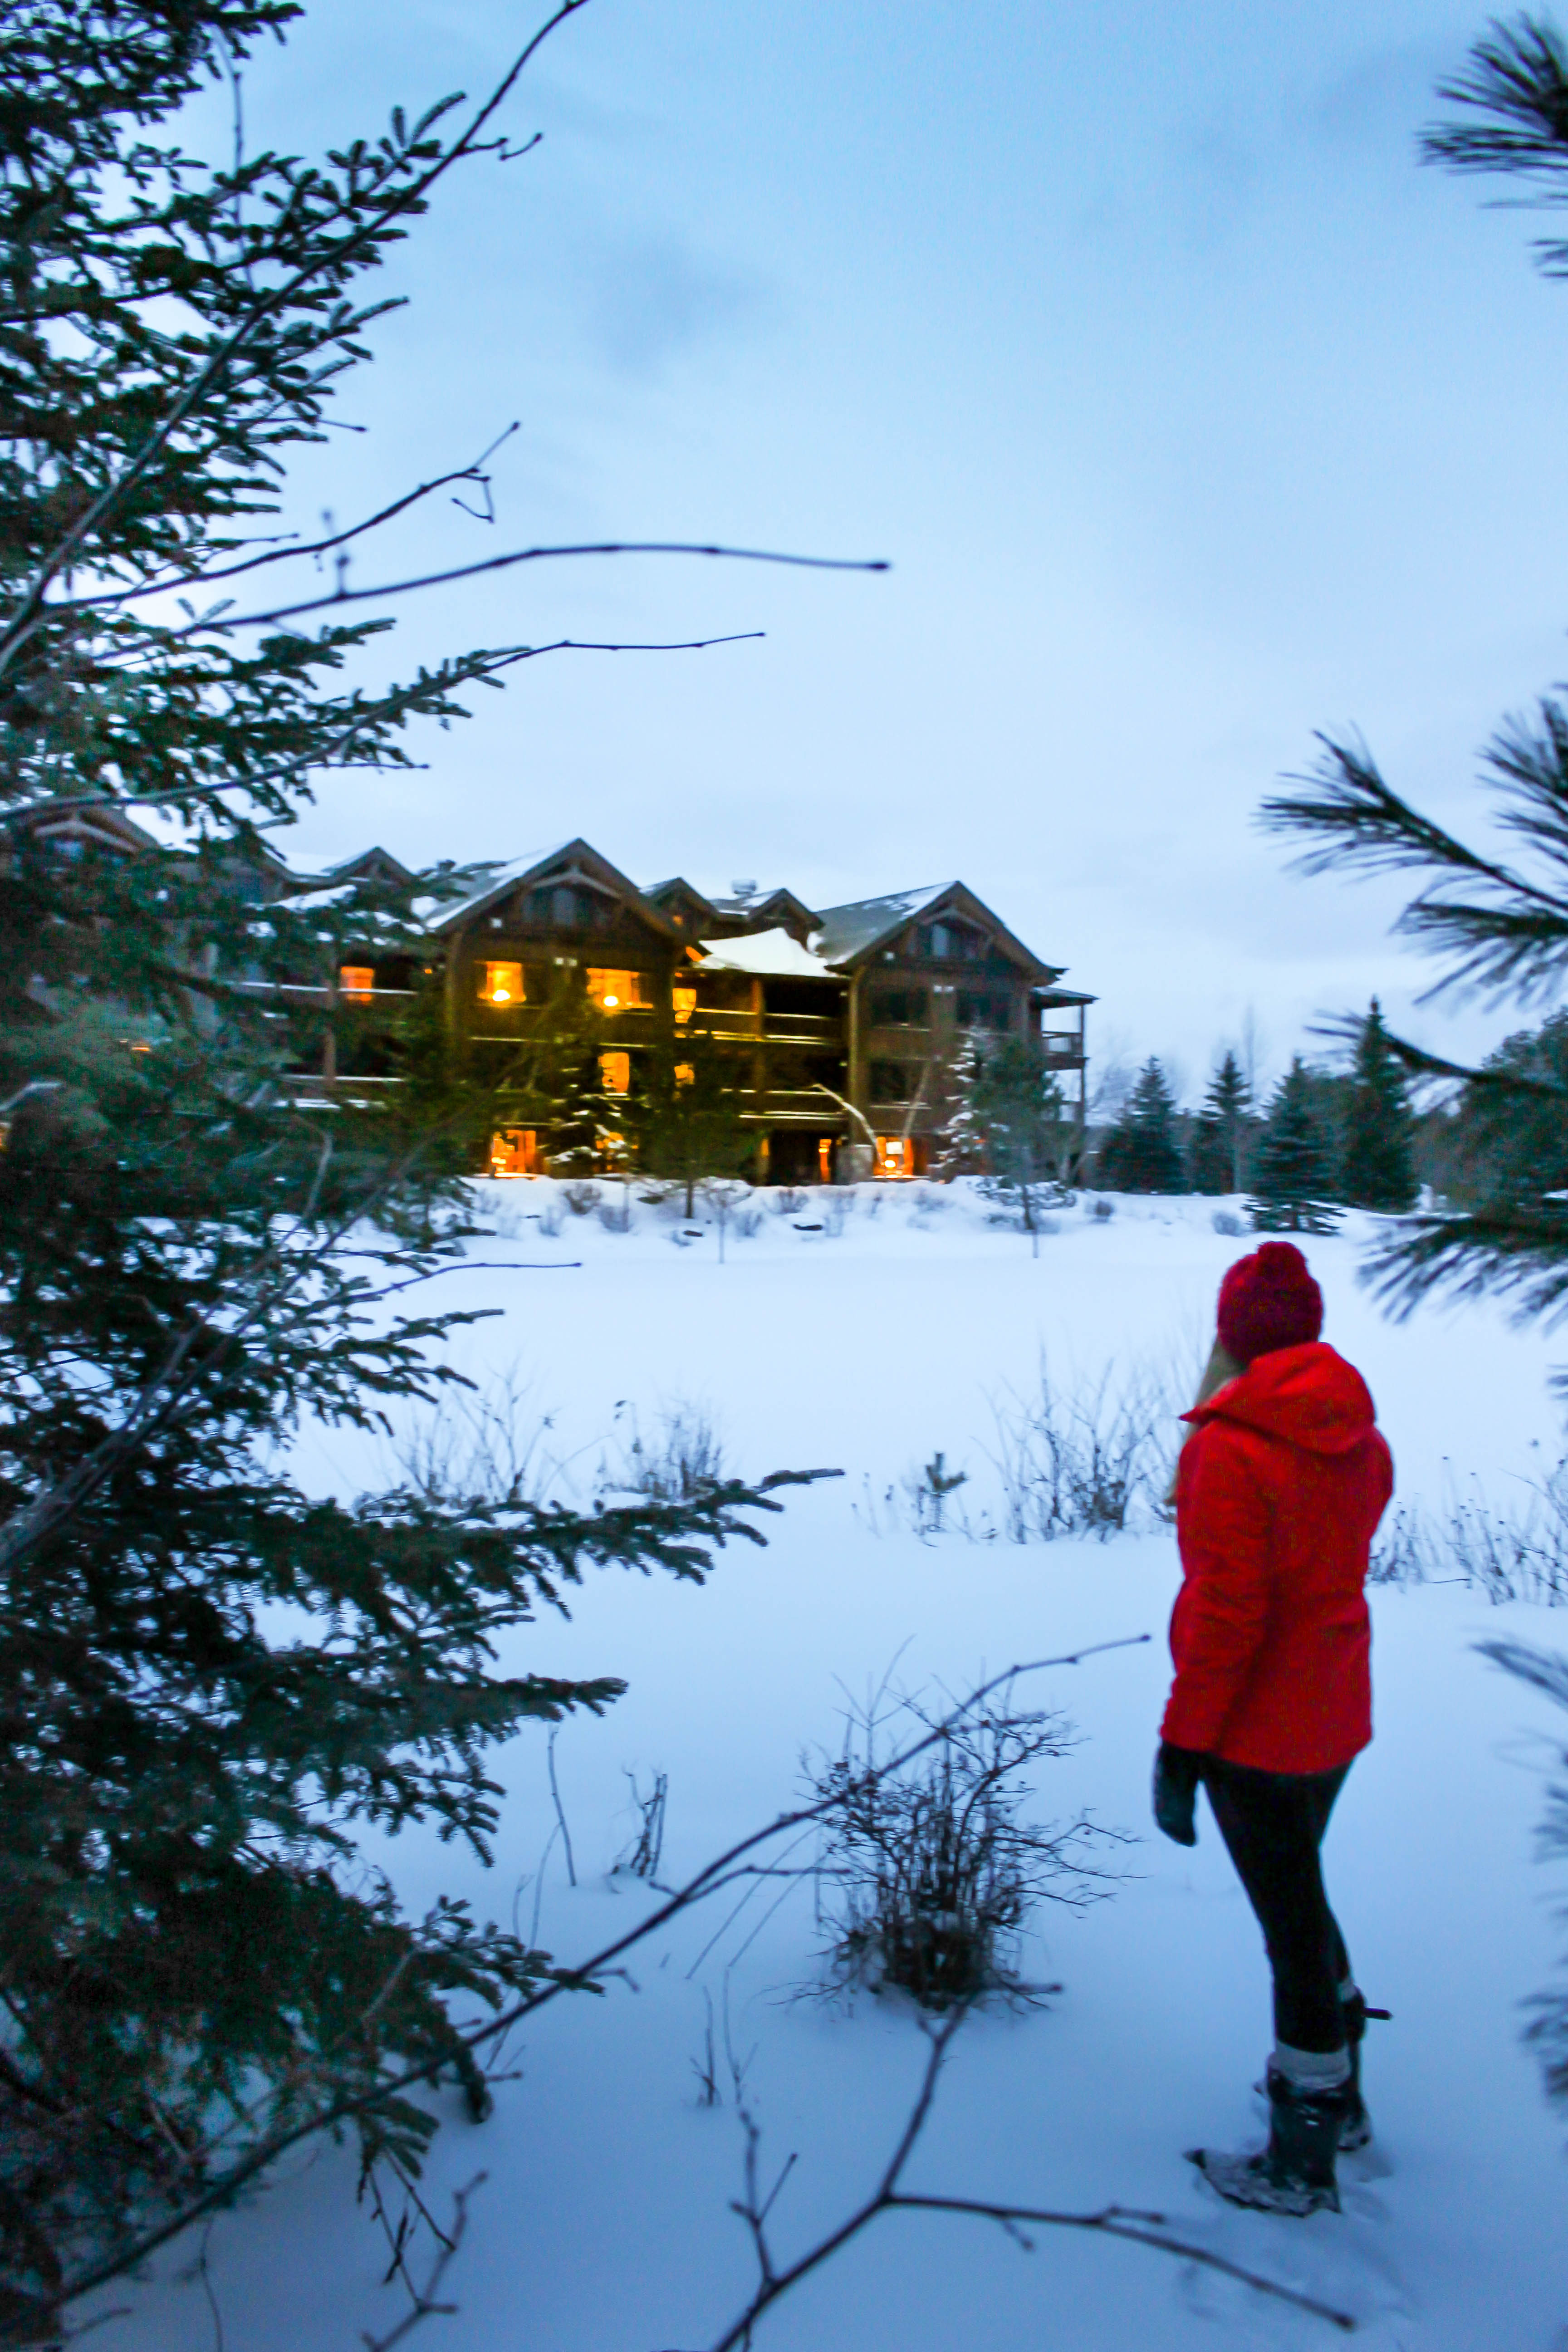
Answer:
top-left (1216, 1241), bottom-right (1323, 1365)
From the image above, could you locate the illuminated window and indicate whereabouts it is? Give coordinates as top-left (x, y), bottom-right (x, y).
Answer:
top-left (600, 1050), bottom-right (631, 1095)
top-left (490, 1128), bottom-right (542, 1176)
top-left (818, 1137), bottom-right (834, 1183)
top-left (587, 967), bottom-right (651, 1012)
top-left (875, 1136), bottom-right (915, 1179)
top-left (478, 961), bottom-right (524, 1007)
top-left (675, 1062), bottom-right (696, 1088)
top-left (672, 985), bottom-right (698, 1026)
top-left (338, 965), bottom-right (375, 1002)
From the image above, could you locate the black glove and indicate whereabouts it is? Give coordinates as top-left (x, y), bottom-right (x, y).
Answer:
top-left (1152, 1742), bottom-right (1201, 1847)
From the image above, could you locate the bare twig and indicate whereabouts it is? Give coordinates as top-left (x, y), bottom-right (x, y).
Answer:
top-left (0, 633), bottom-right (763, 828)
top-left (361, 2174), bottom-right (486, 2352)
top-left (679, 2012), bottom-right (1355, 2352)
top-left (547, 1725), bottom-right (577, 1888)
top-left (162, 542), bottom-right (888, 640)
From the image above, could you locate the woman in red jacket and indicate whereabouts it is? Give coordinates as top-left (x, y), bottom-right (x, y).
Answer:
top-left (1153, 1241), bottom-right (1393, 2216)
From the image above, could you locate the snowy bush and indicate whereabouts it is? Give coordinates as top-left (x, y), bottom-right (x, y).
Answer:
top-left (809, 1682), bottom-right (1119, 2009)
top-left (598, 1189), bottom-right (634, 1235)
top-left (1370, 1471), bottom-right (1568, 1605)
top-left (561, 1180), bottom-right (601, 1216)
top-left (1211, 1208), bottom-right (1245, 1237)
top-left (988, 1358), bottom-right (1168, 1541)
top-left (387, 1364), bottom-right (560, 1506)
top-left (603, 1401), bottom-right (728, 1505)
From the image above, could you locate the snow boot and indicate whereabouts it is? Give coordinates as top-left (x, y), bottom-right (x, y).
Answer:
top-left (1338, 1988), bottom-right (1371, 2153)
top-left (1188, 2067), bottom-right (1348, 2217)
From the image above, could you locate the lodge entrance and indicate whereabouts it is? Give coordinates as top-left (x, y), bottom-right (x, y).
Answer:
top-left (767, 1128), bottom-right (836, 1185)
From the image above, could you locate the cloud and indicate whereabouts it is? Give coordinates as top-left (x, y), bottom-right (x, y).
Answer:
top-left (583, 231), bottom-right (771, 378)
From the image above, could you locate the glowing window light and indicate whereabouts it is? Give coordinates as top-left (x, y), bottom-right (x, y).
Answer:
top-left (338, 964), bottom-right (375, 1002)
top-left (600, 1050), bottom-right (632, 1095)
top-left (478, 961), bottom-right (524, 1007)
top-left (587, 967), bottom-right (650, 1012)
top-left (672, 986), bottom-right (698, 1026)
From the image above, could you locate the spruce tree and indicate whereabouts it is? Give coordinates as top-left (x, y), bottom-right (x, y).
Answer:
top-left (1340, 1000), bottom-right (1419, 1211)
top-left (938, 1033), bottom-right (1070, 1248)
top-left (1189, 1049), bottom-right (1254, 1194)
top-left (0, 4), bottom-right (821, 2320)
top-left (1248, 1057), bottom-right (1343, 1233)
top-left (1097, 1057), bottom-right (1186, 1194)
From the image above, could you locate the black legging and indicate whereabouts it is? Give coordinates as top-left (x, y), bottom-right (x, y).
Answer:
top-left (1200, 1756), bottom-right (1352, 2054)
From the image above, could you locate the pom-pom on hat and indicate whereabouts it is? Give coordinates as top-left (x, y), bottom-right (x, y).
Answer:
top-left (1216, 1241), bottom-right (1324, 1365)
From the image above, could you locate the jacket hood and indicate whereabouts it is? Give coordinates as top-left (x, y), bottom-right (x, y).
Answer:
top-left (1183, 1341), bottom-right (1378, 1457)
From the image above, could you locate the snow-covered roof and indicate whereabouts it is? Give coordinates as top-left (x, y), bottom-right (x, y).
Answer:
top-left (696, 926), bottom-right (838, 980)
top-left (809, 884), bottom-right (951, 965)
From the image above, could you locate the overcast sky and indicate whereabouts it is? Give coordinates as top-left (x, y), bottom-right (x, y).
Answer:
top-left (199, 0), bottom-right (1568, 1099)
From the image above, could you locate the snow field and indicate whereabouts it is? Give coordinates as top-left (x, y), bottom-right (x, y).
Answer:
top-left (93, 1185), bottom-right (1568, 2351)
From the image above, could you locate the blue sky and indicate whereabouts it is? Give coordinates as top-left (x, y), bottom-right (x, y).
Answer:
top-left (206, 0), bottom-right (1568, 1098)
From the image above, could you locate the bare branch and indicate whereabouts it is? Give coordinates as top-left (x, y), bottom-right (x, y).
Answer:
top-left (165, 542), bottom-right (889, 640)
top-left (682, 2010), bottom-right (1354, 2352)
top-left (361, 2175), bottom-right (486, 2352)
top-left (0, 632), bottom-right (763, 828)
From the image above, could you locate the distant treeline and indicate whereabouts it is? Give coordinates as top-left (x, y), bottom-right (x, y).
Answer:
top-left (1088, 1002), bottom-right (1568, 1232)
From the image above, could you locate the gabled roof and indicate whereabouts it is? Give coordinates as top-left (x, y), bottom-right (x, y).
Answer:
top-left (428, 837), bottom-right (679, 941)
top-left (809, 883), bottom-right (951, 965)
top-left (696, 927), bottom-right (839, 980)
top-left (318, 845), bottom-right (416, 889)
top-left (15, 801), bottom-right (160, 858)
top-left (812, 880), bottom-right (1064, 984)
top-left (642, 876), bottom-right (720, 931)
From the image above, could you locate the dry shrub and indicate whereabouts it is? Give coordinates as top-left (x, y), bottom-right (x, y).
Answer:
top-left (810, 1680), bottom-right (1124, 2009)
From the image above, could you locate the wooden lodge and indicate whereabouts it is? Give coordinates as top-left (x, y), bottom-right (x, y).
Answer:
top-left (11, 809), bottom-right (1091, 1181)
top-left (421, 838), bottom-right (1091, 1181)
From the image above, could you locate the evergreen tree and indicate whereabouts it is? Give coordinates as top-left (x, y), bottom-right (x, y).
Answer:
top-left (0, 4), bottom-right (816, 2319)
top-left (938, 1034), bottom-right (1070, 1249)
top-left (1188, 1049), bottom-right (1254, 1194)
top-left (1449, 1010), bottom-right (1568, 1208)
top-left (1260, 15), bottom-right (1568, 1320)
top-left (1248, 1057), bottom-right (1343, 1234)
top-left (1340, 1000), bottom-right (1419, 1211)
top-left (635, 1018), bottom-right (754, 1214)
top-left (1097, 1057), bottom-right (1186, 1194)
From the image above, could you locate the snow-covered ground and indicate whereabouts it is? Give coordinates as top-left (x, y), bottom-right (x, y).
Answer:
top-left (92, 1184), bottom-right (1568, 2351)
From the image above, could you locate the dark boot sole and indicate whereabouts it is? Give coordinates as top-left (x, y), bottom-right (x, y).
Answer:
top-left (1187, 2147), bottom-right (1341, 2217)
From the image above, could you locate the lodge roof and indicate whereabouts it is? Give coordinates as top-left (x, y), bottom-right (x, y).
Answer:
top-left (809, 881), bottom-right (1066, 985)
top-left (249, 834), bottom-right (1087, 996)
top-left (809, 884), bottom-right (951, 964)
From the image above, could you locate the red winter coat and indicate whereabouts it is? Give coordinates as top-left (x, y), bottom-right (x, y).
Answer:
top-left (1161, 1343), bottom-right (1393, 1775)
